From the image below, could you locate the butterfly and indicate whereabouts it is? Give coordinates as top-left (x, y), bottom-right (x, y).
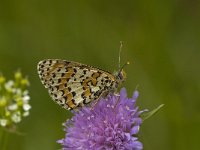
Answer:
top-left (37, 42), bottom-right (129, 110)
top-left (37, 59), bottom-right (129, 110)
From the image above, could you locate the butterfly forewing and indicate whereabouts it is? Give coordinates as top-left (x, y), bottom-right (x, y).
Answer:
top-left (37, 59), bottom-right (117, 110)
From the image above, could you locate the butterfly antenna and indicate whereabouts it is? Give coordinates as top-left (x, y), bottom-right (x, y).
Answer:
top-left (118, 41), bottom-right (123, 70)
top-left (119, 61), bottom-right (130, 72)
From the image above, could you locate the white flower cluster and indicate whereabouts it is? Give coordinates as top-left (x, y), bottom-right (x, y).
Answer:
top-left (0, 71), bottom-right (31, 128)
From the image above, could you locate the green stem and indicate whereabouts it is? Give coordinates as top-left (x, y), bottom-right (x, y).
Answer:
top-left (0, 128), bottom-right (3, 148)
top-left (0, 128), bottom-right (2, 147)
top-left (0, 128), bottom-right (9, 150)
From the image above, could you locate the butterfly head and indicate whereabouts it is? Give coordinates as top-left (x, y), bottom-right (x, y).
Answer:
top-left (116, 69), bottom-right (127, 83)
top-left (114, 61), bottom-right (129, 84)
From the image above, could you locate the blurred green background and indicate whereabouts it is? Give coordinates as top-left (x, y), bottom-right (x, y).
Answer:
top-left (0, 0), bottom-right (200, 150)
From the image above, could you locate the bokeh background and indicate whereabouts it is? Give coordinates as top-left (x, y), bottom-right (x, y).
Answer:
top-left (0, 0), bottom-right (200, 150)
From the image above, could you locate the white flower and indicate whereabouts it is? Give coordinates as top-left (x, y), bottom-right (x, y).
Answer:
top-left (23, 111), bottom-right (29, 117)
top-left (11, 112), bottom-right (21, 123)
top-left (23, 103), bottom-right (31, 111)
top-left (0, 119), bottom-right (8, 127)
top-left (0, 71), bottom-right (31, 128)
top-left (22, 95), bottom-right (30, 102)
top-left (4, 80), bottom-right (14, 90)
top-left (8, 104), bottom-right (18, 111)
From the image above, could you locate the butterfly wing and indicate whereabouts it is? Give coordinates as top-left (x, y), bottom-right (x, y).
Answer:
top-left (37, 59), bottom-right (116, 110)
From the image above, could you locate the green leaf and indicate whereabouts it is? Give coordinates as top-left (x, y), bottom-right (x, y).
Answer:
top-left (140, 104), bottom-right (164, 121)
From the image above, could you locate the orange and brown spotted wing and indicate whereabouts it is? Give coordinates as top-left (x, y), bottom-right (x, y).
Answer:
top-left (37, 59), bottom-right (116, 110)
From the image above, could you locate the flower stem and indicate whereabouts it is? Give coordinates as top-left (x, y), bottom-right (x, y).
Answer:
top-left (0, 128), bottom-right (9, 150)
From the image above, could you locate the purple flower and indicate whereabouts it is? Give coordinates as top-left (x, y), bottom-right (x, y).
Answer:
top-left (58, 88), bottom-right (143, 150)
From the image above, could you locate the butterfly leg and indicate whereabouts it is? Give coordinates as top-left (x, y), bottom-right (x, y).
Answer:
top-left (114, 96), bottom-right (120, 108)
top-left (90, 91), bottom-right (108, 110)
top-left (90, 99), bottom-right (100, 110)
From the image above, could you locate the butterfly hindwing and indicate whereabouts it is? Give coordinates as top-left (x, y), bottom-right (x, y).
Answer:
top-left (38, 59), bottom-right (117, 110)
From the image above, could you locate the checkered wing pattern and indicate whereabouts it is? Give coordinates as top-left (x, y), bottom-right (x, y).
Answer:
top-left (37, 59), bottom-right (117, 110)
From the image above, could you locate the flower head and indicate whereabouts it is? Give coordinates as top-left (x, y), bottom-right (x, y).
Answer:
top-left (0, 71), bottom-right (31, 129)
top-left (58, 88), bottom-right (143, 150)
